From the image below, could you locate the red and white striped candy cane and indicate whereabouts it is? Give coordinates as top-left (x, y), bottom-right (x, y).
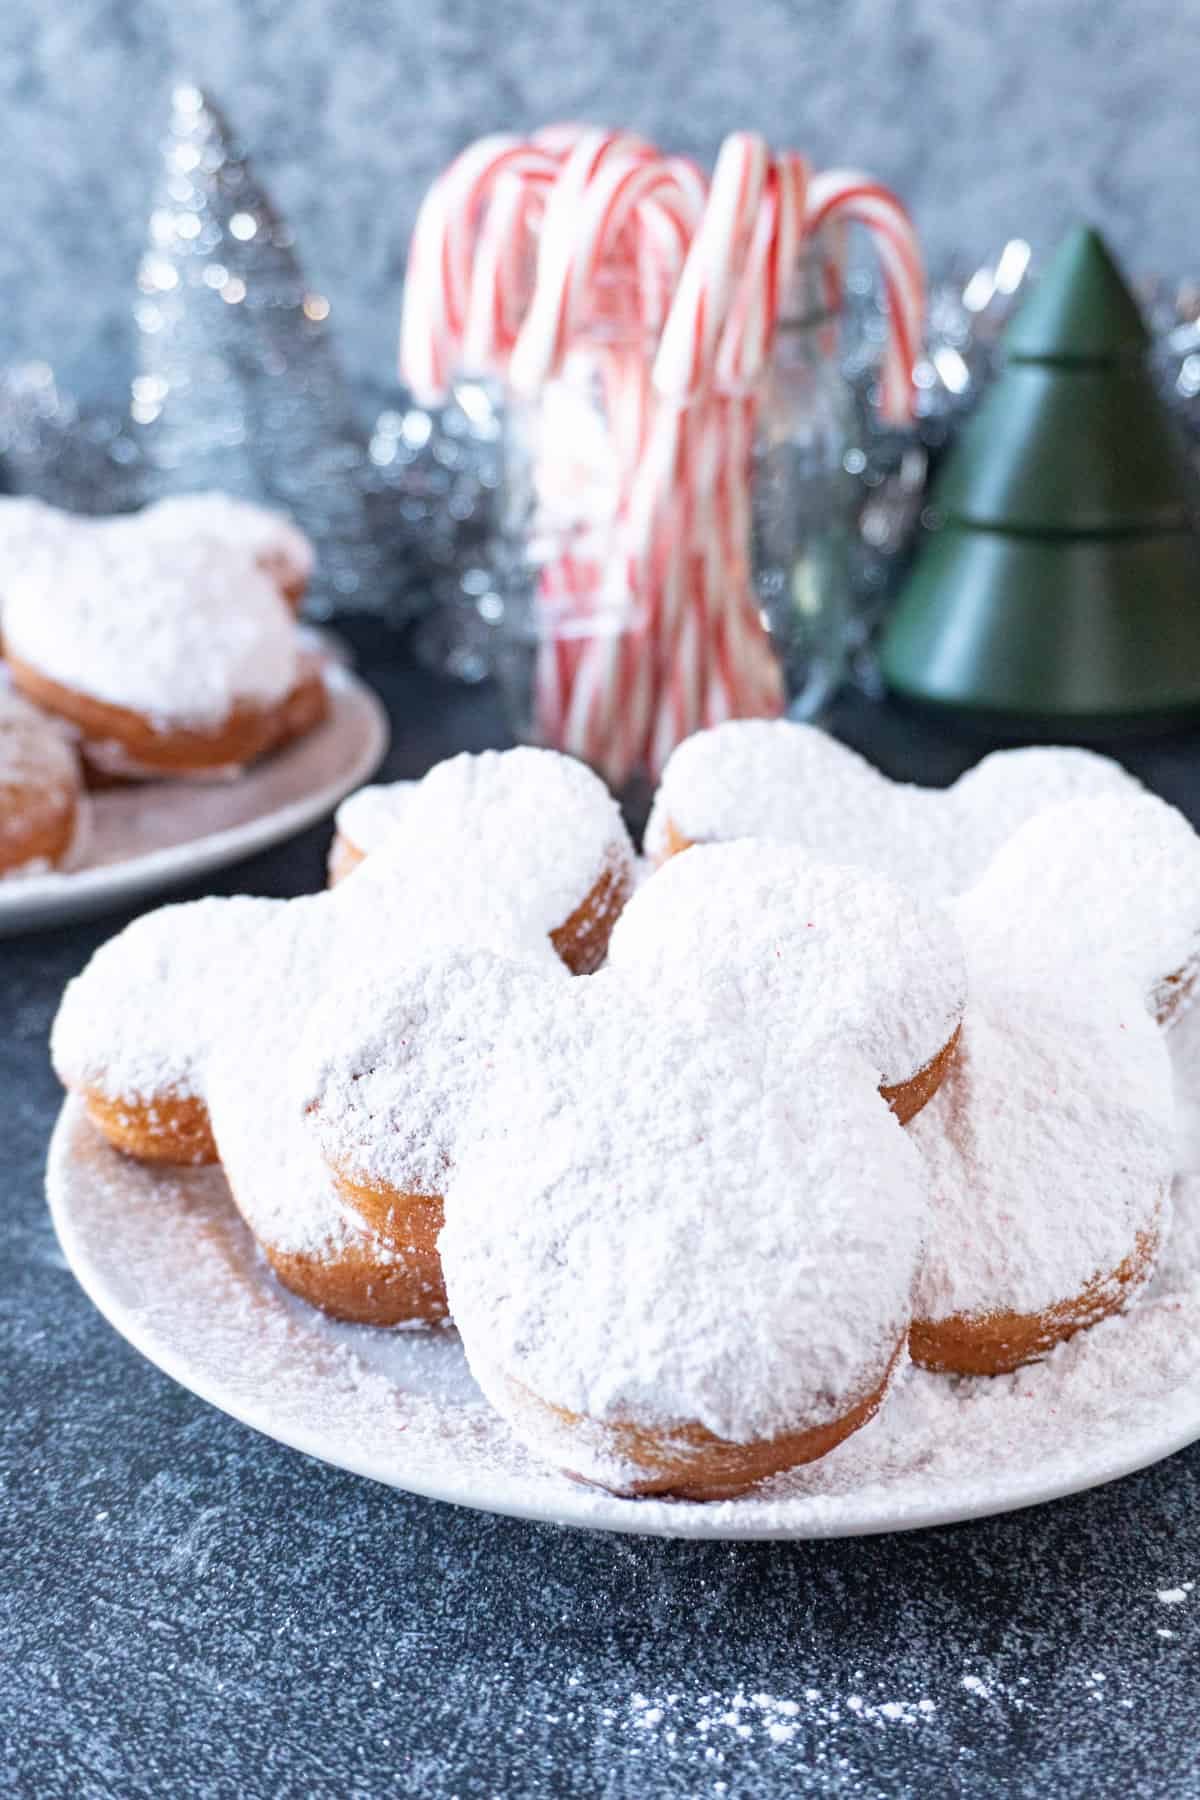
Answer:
top-left (636, 132), bottom-right (772, 767)
top-left (508, 138), bottom-right (711, 779)
top-left (803, 170), bottom-right (924, 424)
top-left (400, 135), bottom-right (562, 400)
top-left (461, 167), bottom-right (545, 371)
top-left (509, 135), bottom-right (706, 396)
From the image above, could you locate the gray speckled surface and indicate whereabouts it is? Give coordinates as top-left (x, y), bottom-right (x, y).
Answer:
top-left (5, 659), bottom-right (1200, 1797)
top-left (2, 1), bottom-right (1199, 404)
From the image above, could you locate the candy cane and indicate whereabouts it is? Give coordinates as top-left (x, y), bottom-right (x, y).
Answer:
top-left (509, 138), bottom-right (706, 396)
top-left (574, 134), bottom-right (792, 776)
top-left (804, 170), bottom-right (924, 423)
top-left (401, 135), bottom-right (562, 400)
top-left (636, 134), bottom-right (772, 766)
top-left (511, 140), bottom-right (712, 778)
top-left (461, 167), bottom-right (544, 370)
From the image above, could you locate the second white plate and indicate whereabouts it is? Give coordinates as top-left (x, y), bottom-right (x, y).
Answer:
top-left (0, 665), bottom-right (389, 933)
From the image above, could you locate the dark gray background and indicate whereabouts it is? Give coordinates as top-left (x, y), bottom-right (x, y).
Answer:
top-left (3, 0), bottom-right (1199, 403)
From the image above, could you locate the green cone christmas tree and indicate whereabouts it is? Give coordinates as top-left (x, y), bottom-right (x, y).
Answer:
top-left (881, 225), bottom-right (1200, 729)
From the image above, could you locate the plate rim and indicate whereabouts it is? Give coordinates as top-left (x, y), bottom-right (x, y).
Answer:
top-left (0, 667), bottom-right (389, 934)
top-left (45, 1097), bottom-right (1200, 1542)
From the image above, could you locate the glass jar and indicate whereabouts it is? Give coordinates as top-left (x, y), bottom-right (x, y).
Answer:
top-left (752, 281), bottom-right (856, 718)
top-left (490, 254), bottom-right (855, 791)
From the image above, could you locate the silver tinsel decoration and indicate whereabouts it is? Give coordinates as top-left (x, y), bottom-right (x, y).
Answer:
top-left (132, 83), bottom-right (393, 619)
top-left (365, 378), bottom-right (505, 678)
top-left (0, 362), bottom-right (145, 513)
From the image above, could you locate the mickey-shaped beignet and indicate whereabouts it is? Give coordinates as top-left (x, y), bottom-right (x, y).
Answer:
top-left (300, 846), bottom-right (965, 1333)
top-left (52, 896), bottom-right (283, 1164)
top-left (52, 886), bottom-right (439, 1323)
top-left (907, 992), bottom-right (1170, 1375)
top-left (133, 493), bottom-right (314, 613)
top-left (906, 792), bottom-right (1200, 1374)
top-left (293, 856), bottom-right (968, 1498)
top-left (329, 747), bottom-right (635, 974)
top-left (607, 840), bottom-right (966, 1123)
top-left (5, 530), bottom-right (320, 777)
top-left (646, 719), bottom-right (1142, 895)
top-left (610, 802), bottom-right (1197, 1378)
top-left (51, 746), bottom-right (623, 1324)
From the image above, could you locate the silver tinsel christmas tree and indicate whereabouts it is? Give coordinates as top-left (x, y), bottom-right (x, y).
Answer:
top-left (132, 83), bottom-right (386, 617)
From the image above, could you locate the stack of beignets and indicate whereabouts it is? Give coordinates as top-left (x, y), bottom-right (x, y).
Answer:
top-left (0, 492), bottom-right (322, 873)
top-left (51, 729), bottom-right (1200, 1499)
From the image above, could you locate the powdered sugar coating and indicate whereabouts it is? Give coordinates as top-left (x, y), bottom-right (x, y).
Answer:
top-left (135, 492), bottom-right (314, 592)
top-left (53, 719), bottom-right (1200, 1498)
top-left (51, 744), bottom-right (608, 1129)
top-left (295, 848), bottom-right (957, 1468)
top-left (953, 793), bottom-right (1200, 1017)
top-left (335, 748), bottom-right (634, 937)
top-left (338, 831), bottom-right (577, 978)
top-left (4, 531), bottom-right (298, 728)
top-left (298, 945), bottom-right (929, 1460)
top-left (433, 960), bottom-right (928, 1459)
top-left (608, 840), bottom-right (966, 1089)
top-left (52, 896), bottom-right (285, 1106)
top-left (0, 686), bottom-right (80, 847)
top-left (911, 990), bottom-right (1171, 1324)
top-left (647, 720), bottom-right (1142, 895)
top-left (298, 950), bottom-right (567, 1199)
top-left (207, 863), bottom-right (580, 1254)
top-left (206, 896), bottom-right (370, 1257)
top-left (904, 791), bottom-right (1200, 1333)
top-left (0, 496), bottom-right (75, 617)
top-left (51, 746), bottom-right (613, 1257)
top-left (333, 780), bottom-right (413, 856)
top-left (46, 1077), bottom-right (1200, 1537)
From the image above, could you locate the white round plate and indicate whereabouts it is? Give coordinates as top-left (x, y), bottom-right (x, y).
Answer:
top-left (0, 666), bottom-right (388, 934)
top-left (48, 1036), bottom-right (1200, 1539)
